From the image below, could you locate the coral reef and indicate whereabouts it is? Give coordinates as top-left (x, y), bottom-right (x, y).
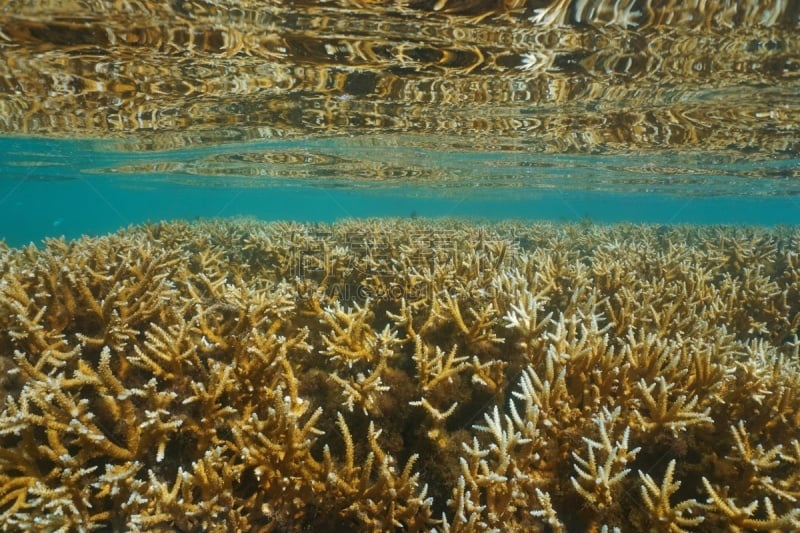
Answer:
top-left (1, 218), bottom-right (800, 531)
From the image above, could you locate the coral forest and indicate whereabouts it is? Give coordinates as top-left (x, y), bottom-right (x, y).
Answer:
top-left (1, 218), bottom-right (799, 532)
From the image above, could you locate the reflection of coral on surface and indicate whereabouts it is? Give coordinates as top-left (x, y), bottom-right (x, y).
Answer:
top-left (1, 1), bottom-right (798, 156)
top-left (1, 218), bottom-right (799, 531)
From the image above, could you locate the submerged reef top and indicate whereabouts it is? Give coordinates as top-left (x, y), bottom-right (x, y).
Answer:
top-left (1, 218), bottom-right (800, 531)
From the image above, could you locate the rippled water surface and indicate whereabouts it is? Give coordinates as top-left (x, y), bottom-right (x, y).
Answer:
top-left (1, 0), bottom-right (799, 242)
top-left (2, 3), bottom-right (800, 530)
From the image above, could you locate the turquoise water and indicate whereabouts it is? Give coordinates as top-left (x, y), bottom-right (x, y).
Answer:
top-left (2, 135), bottom-right (799, 247)
top-left (2, 4), bottom-right (800, 530)
top-left (1, 1), bottom-right (799, 245)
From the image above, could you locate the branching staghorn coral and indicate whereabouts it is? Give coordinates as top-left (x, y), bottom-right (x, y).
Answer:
top-left (570, 407), bottom-right (641, 514)
top-left (0, 218), bottom-right (799, 531)
top-left (701, 478), bottom-right (800, 532)
top-left (633, 376), bottom-right (713, 436)
top-left (638, 459), bottom-right (706, 532)
top-left (322, 413), bottom-right (434, 530)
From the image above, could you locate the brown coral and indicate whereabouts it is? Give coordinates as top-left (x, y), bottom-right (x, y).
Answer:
top-left (1, 218), bottom-right (799, 531)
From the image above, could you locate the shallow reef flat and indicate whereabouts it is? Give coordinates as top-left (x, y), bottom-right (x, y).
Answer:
top-left (1, 218), bottom-right (799, 531)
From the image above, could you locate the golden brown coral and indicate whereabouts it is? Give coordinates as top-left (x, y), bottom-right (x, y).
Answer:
top-left (0, 218), bottom-right (799, 531)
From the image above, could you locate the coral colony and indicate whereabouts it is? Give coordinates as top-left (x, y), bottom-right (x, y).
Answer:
top-left (1, 218), bottom-right (799, 531)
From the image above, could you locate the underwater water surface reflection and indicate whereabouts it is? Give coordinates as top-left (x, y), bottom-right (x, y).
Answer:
top-left (1, 1), bottom-right (800, 531)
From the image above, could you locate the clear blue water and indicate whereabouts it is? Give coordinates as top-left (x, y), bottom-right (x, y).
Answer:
top-left (1, 4), bottom-right (800, 530)
top-left (1, 0), bottom-right (799, 245)
top-left (2, 135), bottom-right (799, 247)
